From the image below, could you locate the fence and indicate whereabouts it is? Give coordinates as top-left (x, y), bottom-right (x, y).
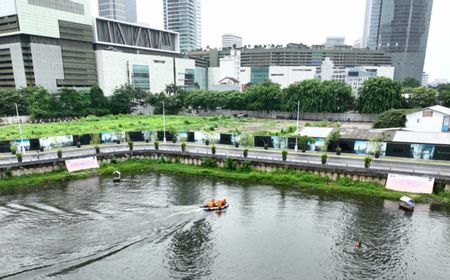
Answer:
top-left (0, 116), bottom-right (30, 125)
top-left (189, 109), bottom-right (378, 122)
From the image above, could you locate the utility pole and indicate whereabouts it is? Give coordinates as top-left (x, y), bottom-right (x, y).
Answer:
top-left (294, 101), bottom-right (300, 152)
top-left (15, 103), bottom-right (24, 153)
top-left (162, 99), bottom-right (167, 143)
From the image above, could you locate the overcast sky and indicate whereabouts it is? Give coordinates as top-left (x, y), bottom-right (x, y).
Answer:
top-left (91, 0), bottom-right (450, 82)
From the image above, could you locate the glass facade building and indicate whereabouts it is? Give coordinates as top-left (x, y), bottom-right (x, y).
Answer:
top-left (163, 0), bottom-right (201, 52)
top-left (363, 0), bottom-right (433, 82)
top-left (98, 0), bottom-right (137, 23)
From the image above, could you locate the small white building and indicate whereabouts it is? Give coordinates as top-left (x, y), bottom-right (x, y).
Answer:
top-left (406, 105), bottom-right (450, 133)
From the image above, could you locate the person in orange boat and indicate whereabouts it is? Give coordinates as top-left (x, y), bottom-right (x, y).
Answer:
top-left (207, 199), bottom-right (215, 208)
top-left (222, 198), bottom-right (227, 206)
top-left (216, 200), bottom-right (223, 208)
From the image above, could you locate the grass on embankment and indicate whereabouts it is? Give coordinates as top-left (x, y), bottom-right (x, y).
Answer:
top-left (1, 159), bottom-right (449, 204)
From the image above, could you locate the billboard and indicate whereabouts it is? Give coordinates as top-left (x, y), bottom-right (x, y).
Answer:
top-left (385, 174), bottom-right (435, 194)
top-left (66, 156), bottom-right (100, 173)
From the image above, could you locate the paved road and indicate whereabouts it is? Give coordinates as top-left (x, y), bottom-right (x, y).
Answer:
top-left (1, 143), bottom-right (450, 178)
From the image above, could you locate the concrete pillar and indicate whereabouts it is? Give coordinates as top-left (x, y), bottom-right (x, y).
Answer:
top-left (445, 184), bottom-right (450, 193)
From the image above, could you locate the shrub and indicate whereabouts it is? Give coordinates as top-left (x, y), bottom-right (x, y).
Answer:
top-left (181, 142), bottom-right (186, 152)
top-left (10, 144), bottom-right (17, 155)
top-left (57, 149), bottom-right (62, 159)
top-left (282, 150), bottom-right (288, 161)
top-left (128, 141), bottom-right (134, 151)
top-left (374, 150), bottom-right (380, 159)
top-left (95, 145), bottom-right (100, 154)
top-left (201, 157), bottom-right (218, 168)
top-left (16, 152), bottom-right (23, 162)
top-left (111, 155), bottom-right (118, 164)
top-left (154, 141), bottom-right (160, 150)
top-left (240, 160), bottom-right (252, 172)
top-left (336, 147), bottom-right (342, 155)
top-left (373, 109), bottom-right (410, 129)
top-left (321, 154), bottom-right (328, 164)
top-left (91, 133), bottom-right (101, 145)
top-left (224, 157), bottom-right (237, 170)
top-left (364, 157), bottom-right (372, 168)
top-left (211, 145), bottom-right (216, 155)
top-left (243, 148), bottom-right (248, 158)
top-left (205, 139), bottom-right (210, 146)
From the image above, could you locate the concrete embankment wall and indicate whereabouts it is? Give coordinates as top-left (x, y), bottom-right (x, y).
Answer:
top-left (0, 150), bottom-right (399, 187)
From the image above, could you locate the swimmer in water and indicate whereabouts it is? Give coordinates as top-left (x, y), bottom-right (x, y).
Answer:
top-left (354, 241), bottom-right (362, 248)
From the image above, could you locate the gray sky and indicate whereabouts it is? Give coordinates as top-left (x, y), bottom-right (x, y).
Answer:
top-left (91, 0), bottom-right (450, 82)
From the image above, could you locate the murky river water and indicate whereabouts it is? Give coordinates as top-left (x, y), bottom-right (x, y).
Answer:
top-left (1, 172), bottom-right (450, 279)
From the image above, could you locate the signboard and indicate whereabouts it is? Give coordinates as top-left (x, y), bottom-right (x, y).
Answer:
top-left (385, 174), bottom-right (435, 194)
top-left (66, 156), bottom-right (100, 173)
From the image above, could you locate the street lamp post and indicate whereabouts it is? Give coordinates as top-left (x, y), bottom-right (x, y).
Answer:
top-left (15, 103), bottom-right (24, 153)
top-left (162, 99), bottom-right (167, 143)
top-left (294, 101), bottom-right (300, 152)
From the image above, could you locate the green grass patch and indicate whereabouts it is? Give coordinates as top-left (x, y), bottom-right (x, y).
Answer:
top-left (0, 115), bottom-right (298, 140)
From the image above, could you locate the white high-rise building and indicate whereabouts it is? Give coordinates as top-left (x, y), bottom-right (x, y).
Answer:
top-left (163, 0), bottom-right (201, 52)
top-left (98, 0), bottom-right (137, 23)
top-left (222, 34), bottom-right (243, 49)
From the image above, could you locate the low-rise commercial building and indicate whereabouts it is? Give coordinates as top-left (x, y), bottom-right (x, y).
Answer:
top-left (93, 17), bottom-right (198, 95)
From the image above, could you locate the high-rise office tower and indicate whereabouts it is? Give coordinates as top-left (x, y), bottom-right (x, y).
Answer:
top-left (163, 0), bottom-right (201, 52)
top-left (98, 0), bottom-right (137, 23)
top-left (362, 0), bottom-right (433, 82)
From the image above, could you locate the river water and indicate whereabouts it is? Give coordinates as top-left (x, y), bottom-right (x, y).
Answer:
top-left (1, 172), bottom-right (450, 280)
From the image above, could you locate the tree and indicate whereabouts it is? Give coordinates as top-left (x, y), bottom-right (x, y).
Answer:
top-left (149, 92), bottom-right (184, 115)
top-left (245, 81), bottom-right (282, 113)
top-left (165, 83), bottom-right (184, 96)
top-left (402, 77), bottom-right (421, 88)
top-left (437, 84), bottom-right (450, 107)
top-left (284, 80), bottom-right (321, 112)
top-left (373, 109), bottom-right (409, 128)
top-left (57, 87), bottom-right (91, 117)
top-left (29, 87), bottom-right (55, 118)
top-left (319, 80), bottom-right (354, 112)
top-left (89, 85), bottom-right (110, 115)
top-left (0, 89), bottom-right (29, 116)
top-left (357, 77), bottom-right (404, 113)
top-left (110, 84), bottom-right (147, 115)
top-left (407, 86), bottom-right (438, 108)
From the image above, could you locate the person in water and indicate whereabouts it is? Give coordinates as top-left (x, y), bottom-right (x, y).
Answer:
top-left (354, 241), bottom-right (362, 248)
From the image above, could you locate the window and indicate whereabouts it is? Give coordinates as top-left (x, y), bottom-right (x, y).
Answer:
top-left (422, 110), bottom-right (433, 118)
top-left (184, 69), bottom-right (195, 86)
top-left (132, 65), bottom-right (150, 90)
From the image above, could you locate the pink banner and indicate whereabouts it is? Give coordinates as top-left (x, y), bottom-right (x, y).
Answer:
top-left (65, 157), bottom-right (100, 173)
top-left (385, 174), bottom-right (435, 194)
